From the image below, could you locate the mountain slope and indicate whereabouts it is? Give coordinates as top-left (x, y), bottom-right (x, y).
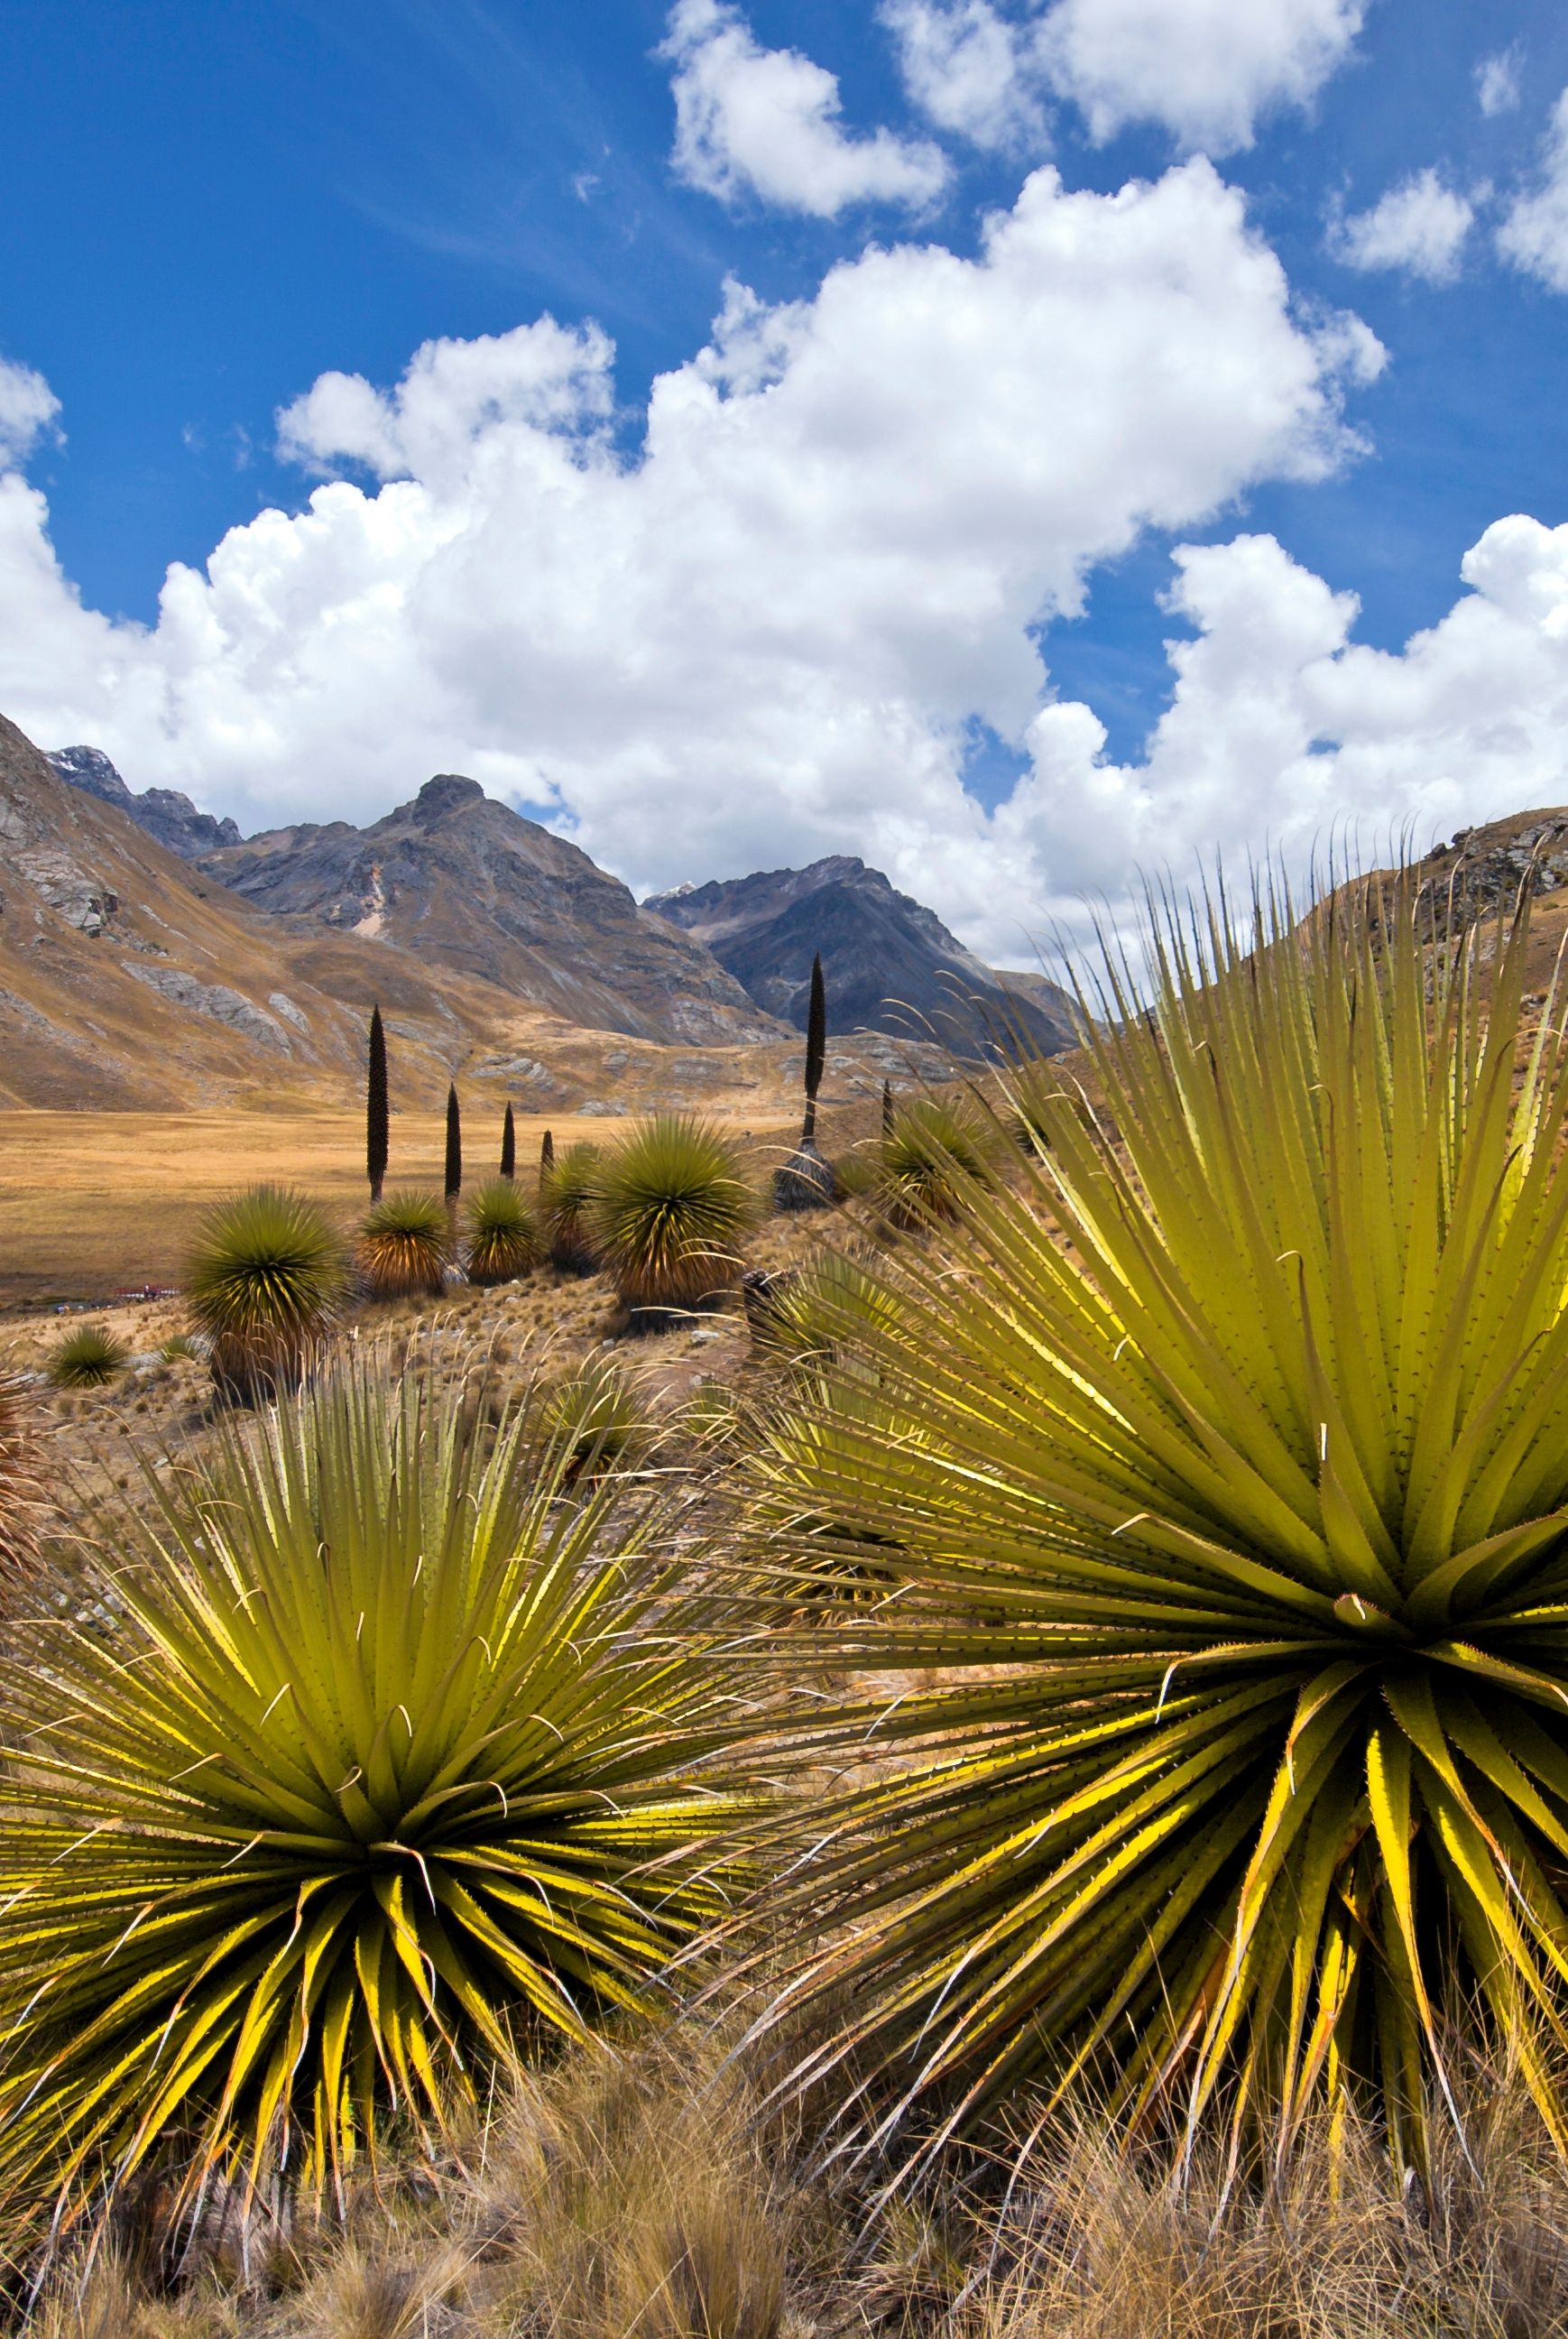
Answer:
top-left (49, 744), bottom-right (241, 857)
top-left (199, 778), bottom-right (777, 1047)
top-left (4, 716), bottom-right (920, 1119)
top-left (0, 715), bottom-right (522, 1110)
top-left (647, 856), bottom-right (1079, 1060)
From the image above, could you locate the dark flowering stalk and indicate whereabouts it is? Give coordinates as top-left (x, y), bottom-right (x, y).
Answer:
top-left (366, 1006), bottom-right (389, 1204)
top-left (500, 1102), bottom-right (516, 1181)
top-left (802, 953), bottom-right (826, 1144)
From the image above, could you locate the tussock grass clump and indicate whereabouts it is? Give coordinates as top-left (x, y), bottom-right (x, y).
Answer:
top-left (740, 868), bottom-right (1568, 2179)
top-left (45, 1322), bottom-right (130, 1390)
top-left (465, 1176), bottom-right (539, 1286)
top-left (465, 2032), bottom-right (789, 2339)
top-left (0, 1347), bottom-right (754, 2236)
top-left (541, 1142), bottom-right (604, 1275)
top-left (0, 1370), bottom-right (51, 1577)
top-left (591, 1114), bottom-right (758, 1318)
top-left (186, 1184), bottom-right (346, 1402)
top-left (356, 1187), bottom-right (448, 1299)
top-left (877, 1096), bottom-right (1000, 1228)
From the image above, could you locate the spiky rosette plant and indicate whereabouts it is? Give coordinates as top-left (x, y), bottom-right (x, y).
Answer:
top-left (45, 1322), bottom-right (131, 1390)
top-left (358, 1188), bottom-right (449, 1299)
top-left (738, 869), bottom-right (1568, 2179)
top-left (540, 1142), bottom-right (602, 1275)
top-left (465, 1178), bottom-right (539, 1287)
top-left (0, 1348), bottom-right (752, 2233)
top-left (540, 1356), bottom-right (657, 1481)
top-left (754, 1247), bottom-right (905, 1364)
top-left (186, 1186), bottom-right (346, 1402)
top-left (590, 1116), bottom-right (759, 1319)
top-left (877, 1096), bottom-right (1000, 1229)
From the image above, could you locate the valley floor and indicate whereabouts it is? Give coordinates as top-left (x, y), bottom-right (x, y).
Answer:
top-left (0, 1105), bottom-right (799, 1309)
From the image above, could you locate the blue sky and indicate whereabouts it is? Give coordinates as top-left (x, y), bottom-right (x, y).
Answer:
top-left (5, 0), bottom-right (1568, 957)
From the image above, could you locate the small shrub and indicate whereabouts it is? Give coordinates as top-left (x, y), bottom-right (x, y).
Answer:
top-left (357, 1188), bottom-right (448, 1299)
top-left (590, 1115), bottom-right (758, 1317)
top-left (540, 1142), bottom-right (604, 1274)
top-left (45, 1323), bottom-right (130, 1390)
top-left (877, 1096), bottom-right (999, 1228)
top-left (465, 1177), bottom-right (539, 1286)
top-left (186, 1184), bottom-right (347, 1402)
top-left (0, 1348), bottom-right (753, 2233)
top-left (157, 1332), bottom-right (201, 1363)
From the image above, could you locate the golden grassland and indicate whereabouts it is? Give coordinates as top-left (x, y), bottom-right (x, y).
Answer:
top-left (0, 1103), bottom-right (803, 1309)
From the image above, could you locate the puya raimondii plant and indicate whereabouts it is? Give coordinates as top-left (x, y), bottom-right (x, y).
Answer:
top-left (741, 866), bottom-right (1568, 2179)
top-left (0, 1346), bottom-right (753, 2233)
top-left (592, 1115), bottom-right (758, 1317)
top-left (773, 953), bottom-right (838, 1212)
top-left (465, 1175), bottom-right (539, 1286)
top-left (358, 1188), bottom-right (449, 1299)
top-left (185, 1184), bottom-right (347, 1402)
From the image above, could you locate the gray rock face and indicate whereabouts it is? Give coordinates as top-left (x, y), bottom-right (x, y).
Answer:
top-left (122, 964), bottom-right (297, 1052)
top-left (199, 775), bottom-right (779, 1047)
top-left (646, 856), bottom-right (1079, 1062)
top-left (49, 746), bottom-right (242, 857)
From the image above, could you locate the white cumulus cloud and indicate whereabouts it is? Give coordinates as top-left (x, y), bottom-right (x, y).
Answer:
top-left (0, 356), bottom-right (61, 468)
top-left (994, 517), bottom-right (1568, 938)
top-left (0, 160), bottom-right (1390, 960)
top-left (1499, 88), bottom-right (1568, 292)
top-left (880, 0), bottom-right (1049, 152)
top-left (1038, 0), bottom-right (1367, 154)
top-left (1330, 168), bottom-right (1474, 285)
top-left (660, 0), bottom-right (948, 217)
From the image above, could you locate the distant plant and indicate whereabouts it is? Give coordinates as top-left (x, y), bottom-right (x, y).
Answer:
top-left (540, 1127), bottom-right (555, 1179)
top-left (774, 954), bottom-right (839, 1212)
top-left (878, 1096), bottom-right (998, 1228)
top-left (366, 1004), bottom-right (389, 1204)
top-left (466, 1177), bottom-right (539, 1286)
top-left (540, 1142), bottom-right (602, 1274)
top-left (0, 1349), bottom-right (752, 2229)
top-left (540, 1355), bottom-right (655, 1480)
top-left (184, 1185), bottom-right (346, 1401)
top-left (157, 1333), bottom-right (201, 1363)
top-left (591, 1116), bottom-right (759, 1318)
top-left (0, 1372), bottom-right (50, 1576)
top-left (358, 1188), bottom-right (449, 1299)
top-left (45, 1323), bottom-right (131, 1390)
top-left (500, 1101), bottom-right (516, 1181)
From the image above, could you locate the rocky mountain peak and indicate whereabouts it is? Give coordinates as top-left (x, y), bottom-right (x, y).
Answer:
top-left (413, 773), bottom-right (486, 822)
top-left (647, 856), bottom-right (1078, 1061)
top-left (48, 744), bottom-right (242, 859)
top-left (198, 777), bottom-right (779, 1048)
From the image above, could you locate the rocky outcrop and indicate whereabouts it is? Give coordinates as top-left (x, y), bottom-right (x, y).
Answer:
top-left (200, 776), bottom-right (780, 1048)
top-left (49, 746), bottom-right (242, 857)
top-left (646, 855), bottom-right (1079, 1061)
top-left (1415, 812), bottom-right (1568, 929)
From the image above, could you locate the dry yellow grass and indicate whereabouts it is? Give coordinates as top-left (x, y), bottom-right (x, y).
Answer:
top-left (0, 1105), bottom-right (803, 1308)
